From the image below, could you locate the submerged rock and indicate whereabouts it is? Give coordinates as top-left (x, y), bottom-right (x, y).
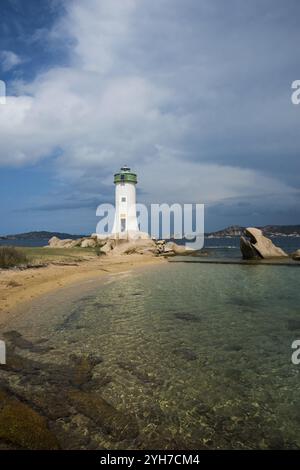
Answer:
top-left (117, 361), bottom-right (163, 387)
top-left (287, 319), bottom-right (300, 331)
top-left (240, 228), bottom-right (288, 259)
top-left (173, 312), bottom-right (200, 322)
top-left (68, 354), bottom-right (103, 388)
top-left (20, 388), bottom-right (73, 420)
top-left (0, 387), bottom-right (59, 449)
top-left (173, 348), bottom-right (198, 361)
top-left (3, 330), bottom-right (51, 353)
top-left (224, 368), bottom-right (242, 381)
top-left (67, 390), bottom-right (139, 440)
top-left (2, 348), bottom-right (42, 374)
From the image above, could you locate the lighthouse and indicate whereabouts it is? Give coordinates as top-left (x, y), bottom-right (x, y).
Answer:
top-left (111, 166), bottom-right (143, 239)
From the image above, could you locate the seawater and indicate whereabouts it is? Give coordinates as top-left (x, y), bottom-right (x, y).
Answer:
top-left (1, 261), bottom-right (300, 449)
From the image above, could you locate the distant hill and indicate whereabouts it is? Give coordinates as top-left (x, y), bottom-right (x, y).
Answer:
top-left (207, 225), bottom-right (243, 237)
top-left (0, 231), bottom-right (86, 241)
top-left (207, 225), bottom-right (300, 237)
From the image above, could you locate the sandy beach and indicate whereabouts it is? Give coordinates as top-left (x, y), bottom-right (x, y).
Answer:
top-left (0, 254), bottom-right (165, 324)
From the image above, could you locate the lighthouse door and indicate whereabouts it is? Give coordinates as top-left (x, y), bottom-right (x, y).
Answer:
top-left (120, 217), bottom-right (126, 232)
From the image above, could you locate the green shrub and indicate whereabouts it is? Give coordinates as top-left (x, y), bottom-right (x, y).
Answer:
top-left (0, 246), bottom-right (29, 268)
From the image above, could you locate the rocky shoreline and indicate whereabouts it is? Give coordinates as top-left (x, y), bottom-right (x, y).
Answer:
top-left (47, 227), bottom-right (300, 262)
top-left (47, 235), bottom-right (196, 257)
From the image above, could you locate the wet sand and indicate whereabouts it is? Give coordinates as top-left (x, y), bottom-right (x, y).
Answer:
top-left (0, 254), bottom-right (165, 325)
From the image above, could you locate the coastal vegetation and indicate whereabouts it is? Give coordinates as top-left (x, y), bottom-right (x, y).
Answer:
top-left (0, 247), bottom-right (28, 269)
top-left (22, 247), bottom-right (98, 264)
top-left (0, 246), bottom-right (98, 269)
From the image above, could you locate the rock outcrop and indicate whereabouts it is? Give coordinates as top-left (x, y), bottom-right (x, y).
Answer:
top-left (48, 236), bottom-right (96, 249)
top-left (112, 239), bottom-right (158, 256)
top-left (48, 236), bottom-right (74, 248)
top-left (163, 241), bottom-right (194, 256)
top-left (292, 249), bottom-right (300, 261)
top-left (80, 239), bottom-right (97, 248)
top-left (100, 239), bottom-right (116, 254)
top-left (240, 228), bottom-right (288, 259)
top-left (47, 234), bottom-right (194, 257)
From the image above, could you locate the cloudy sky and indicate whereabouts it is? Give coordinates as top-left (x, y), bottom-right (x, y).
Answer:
top-left (0, 0), bottom-right (299, 234)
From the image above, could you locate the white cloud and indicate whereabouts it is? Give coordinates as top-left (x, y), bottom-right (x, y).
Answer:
top-left (0, 0), bottom-right (299, 214)
top-left (0, 50), bottom-right (23, 72)
top-left (137, 148), bottom-right (297, 205)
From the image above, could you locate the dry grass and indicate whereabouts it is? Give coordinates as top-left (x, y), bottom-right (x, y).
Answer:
top-left (0, 245), bottom-right (104, 270)
top-left (0, 247), bottom-right (29, 268)
top-left (21, 247), bottom-right (98, 264)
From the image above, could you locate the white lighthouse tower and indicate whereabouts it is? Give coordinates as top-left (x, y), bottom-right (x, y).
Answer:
top-left (111, 166), bottom-right (144, 239)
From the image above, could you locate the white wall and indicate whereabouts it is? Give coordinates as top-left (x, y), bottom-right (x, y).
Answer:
top-left (112, 182), bottom-right (139, 235)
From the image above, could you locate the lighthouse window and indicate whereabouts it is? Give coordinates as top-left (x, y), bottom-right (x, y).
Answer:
top-left (121, 196), bottom-right (126, 202)
top-left (120, 218), bottom-right (126, 232)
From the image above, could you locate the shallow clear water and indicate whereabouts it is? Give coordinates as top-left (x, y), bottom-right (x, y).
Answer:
top-left (1, 262), bottom-right (300, 449)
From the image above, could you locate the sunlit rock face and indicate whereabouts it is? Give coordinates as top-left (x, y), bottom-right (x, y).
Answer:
top-left (240, 227), bottom-right (288, 259)
top-left (292, 249), bottom-right (300, 261)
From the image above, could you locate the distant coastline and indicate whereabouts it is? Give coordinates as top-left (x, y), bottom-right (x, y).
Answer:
top-left (1, 225), bottom-right (300, 242)
top-left (207, 225), bottom-right (300, 238)
top-left (0, 231), bottom-right (86, 241)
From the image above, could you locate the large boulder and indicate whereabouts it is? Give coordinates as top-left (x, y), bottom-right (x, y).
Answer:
top-left (240, 228), bottom-right (288, 259)
top-left (48, 236), bottom-right (75, 248)
top-left (240, 236), bottom-right (261, 260)
top-left (112, 239), bottom-right (158, 256)
top-left (155, 239), bottom-right (166, 254)
top-left (48, 236), bottom-right (61, 247)
top-left (292, 249), bottom-right (300, 261)
top-left (100, 239), bottom-right (116, 254)
top-left (91, 233), bottom-right (109, 242)
top-left (68, 238), bottom-right (84, 248)
top-left (164, 241), bottom-right (194, 256)
top-left (80, 238), bottom-right (97, 248)
top-left (48, 236), bottom-right (100, 249)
